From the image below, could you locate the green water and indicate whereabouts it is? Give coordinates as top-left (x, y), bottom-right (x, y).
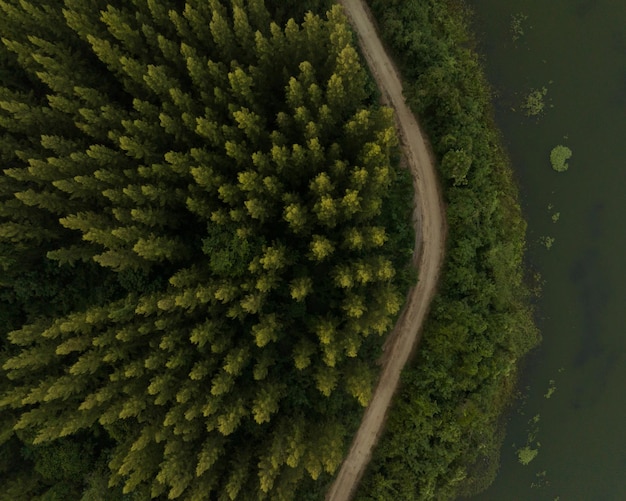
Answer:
top-left (469, 1), bottom-right (626, 499)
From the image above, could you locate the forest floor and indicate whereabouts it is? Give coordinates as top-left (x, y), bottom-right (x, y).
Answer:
top-left (326, 1), bottom-right (447, 500)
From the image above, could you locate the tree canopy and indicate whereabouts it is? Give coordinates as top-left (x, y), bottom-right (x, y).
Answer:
top-left (355, 0), bottom-right (539, 499)
top-left (0, 1), bottom-right (414, 499)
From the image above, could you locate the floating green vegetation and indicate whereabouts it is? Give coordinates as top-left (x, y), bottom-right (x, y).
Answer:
top-left (522, 86), bottom-right (548, 117)
top-left (550, 145), bottom-right (573, 171)
top-left (547, 203), bottom-right (560, 223)
top-left (516, 414), bottom-right (541, 465)
top-left (511, 12), bottom-right (529, 42)
top-left (517, 446), bottom-right (539, 465)
top-left (531, 469), bottom-right (550, 488)
top-left (544, 379), bottom-right (557, 399)
top-left (530, 271), bottom-right (544, 298)
top-left (539, 236), bottom-right (555, 250)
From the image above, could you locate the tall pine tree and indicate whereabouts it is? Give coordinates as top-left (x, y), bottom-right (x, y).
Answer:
top-left (0, 1), bottom-right (415, 499)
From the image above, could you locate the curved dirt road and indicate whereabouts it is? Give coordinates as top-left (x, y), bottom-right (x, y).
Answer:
top-left (326, 1), bottom-right (447, 500)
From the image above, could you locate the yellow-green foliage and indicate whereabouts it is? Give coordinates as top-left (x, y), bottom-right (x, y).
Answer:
top-left (550, 145), bottom-right (572, 172)
top-left (522, 86), bottom-right (548, 117)
top-left (0, 1), bottom-right (415, 499)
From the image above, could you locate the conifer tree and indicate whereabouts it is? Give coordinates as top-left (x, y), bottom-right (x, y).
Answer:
top-left (0, 1), bottom-right (415, 499)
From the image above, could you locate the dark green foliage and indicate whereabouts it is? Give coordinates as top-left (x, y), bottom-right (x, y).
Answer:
top-left (355, 0), bottom-right (539, 499)
top-left (265, 0), bottom-right (334, 24)
top-left (0, 430), bottom-right (122, 501)
top-left (0, 1), bottom-right (414, 499)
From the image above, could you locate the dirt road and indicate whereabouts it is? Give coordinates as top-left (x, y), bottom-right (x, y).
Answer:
top-left (325, 1), bottom-right (447, 500)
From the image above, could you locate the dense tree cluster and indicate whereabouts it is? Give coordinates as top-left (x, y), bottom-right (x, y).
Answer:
top-left (355, 0), bottom-right (539, 499)
top-left (0, 1), bottom-right (414, 499)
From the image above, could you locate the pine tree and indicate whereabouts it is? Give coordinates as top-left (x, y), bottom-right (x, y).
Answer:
top-left (0, 2), bottom-right (414, 499)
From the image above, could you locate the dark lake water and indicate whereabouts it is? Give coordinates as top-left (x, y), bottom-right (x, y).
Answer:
top-left (469, 0), bottom-right (626, 499)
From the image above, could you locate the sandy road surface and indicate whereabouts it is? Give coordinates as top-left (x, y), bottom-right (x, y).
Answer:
top-left (326, 1), bottom-right (447, 500)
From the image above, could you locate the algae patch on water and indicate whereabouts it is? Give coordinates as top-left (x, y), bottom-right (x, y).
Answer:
top-left (550, 145), bottom-right (572, 172)
top-left (515, 414), bottom-right (541, 465)
top-left (523, 86), bottom-right (548, 117)
top-left (517, 446), bottom-right (539, 465)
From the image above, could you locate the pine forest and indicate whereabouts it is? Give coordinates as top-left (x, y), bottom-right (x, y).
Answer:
top-left (0, 0), bottom-right (414, 499)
